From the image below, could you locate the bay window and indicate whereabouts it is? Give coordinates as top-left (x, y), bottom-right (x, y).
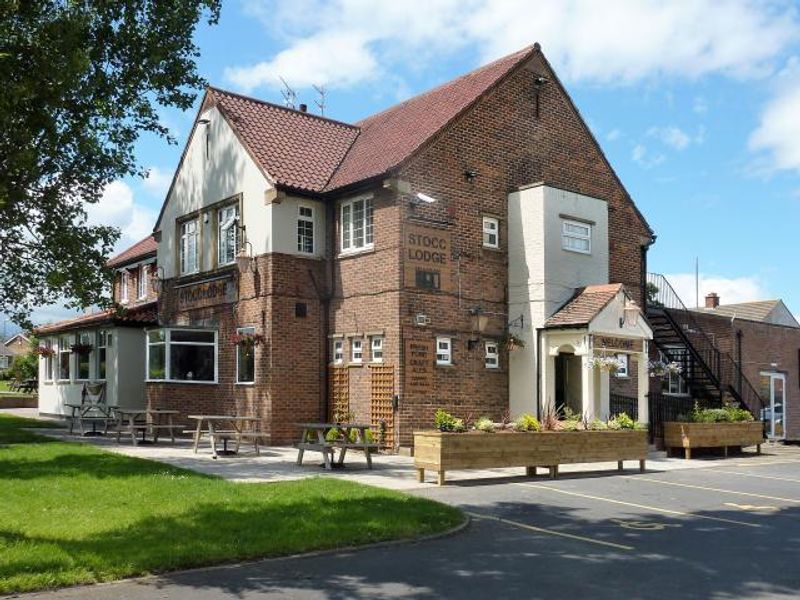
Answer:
top-left (147, 329), bottom-right (217, 383)
top-left (236, 326), bottom-right (256, 384)
top-left (180, 219), bottom-right (199, 275)
top-left (217, 204), bottom-right (239, 266)
top-left (340, 196), bottom-right (373, 253)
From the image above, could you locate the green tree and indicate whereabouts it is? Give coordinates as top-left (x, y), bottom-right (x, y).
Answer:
top-left (0, 0), bottom-right (220, 327)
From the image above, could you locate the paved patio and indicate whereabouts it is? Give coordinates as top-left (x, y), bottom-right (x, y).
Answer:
top-left (5, 407), bottom-right (785, 491)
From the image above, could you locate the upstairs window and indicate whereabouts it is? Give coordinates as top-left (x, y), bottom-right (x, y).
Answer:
top-left (341, 196), bottom-right (374, 253)
top-left (351, 338), bottom-right (363, 364)
top-left (138, 264), bottom-right (149, 299)
top-left (180, 219), bottom-right (199, 275)
top-left (482, 216), bottom-right (499, 248)
top-left (119, 271), bottom-right (129, 304)
top-left (332, 340), bottom-right (344, 364)
top-left (297, 205), bottom-right (314, 254)
top-left (562, 219), bottom-right (591, 254)
top-left (436, 337), bottom-right (452, 365)
top-left (217, 204), bottom-right (239, 266)
top-left (371, 336), bottom-right (384, 363)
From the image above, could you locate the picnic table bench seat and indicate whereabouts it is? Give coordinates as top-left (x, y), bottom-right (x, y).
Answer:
top-left (295, 423), bottom-right (379, 470)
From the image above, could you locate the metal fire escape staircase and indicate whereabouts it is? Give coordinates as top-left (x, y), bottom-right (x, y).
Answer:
top-left (646, 273), bottom-right (765, 417)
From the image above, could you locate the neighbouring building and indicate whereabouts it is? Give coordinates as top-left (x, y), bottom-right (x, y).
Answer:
top-left (37, 43), bottom-right (686, 449)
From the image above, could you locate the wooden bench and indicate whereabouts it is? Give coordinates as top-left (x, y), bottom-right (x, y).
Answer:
top-left (295, 423), bottom-right (379, 470)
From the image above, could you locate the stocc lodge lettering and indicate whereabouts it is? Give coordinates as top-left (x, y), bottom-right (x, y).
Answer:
top-left (406, 233), bottom-right (448, 264)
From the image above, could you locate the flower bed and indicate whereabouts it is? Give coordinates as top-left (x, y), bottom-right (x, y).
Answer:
top-left (664, 403), bottom-right (764, 459)
top-left (414, 426), bottom-right (648, 485)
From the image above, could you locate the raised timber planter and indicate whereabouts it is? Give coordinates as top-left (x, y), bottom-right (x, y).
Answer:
top-left (414, 430), bottom-right (648, 485)
top-left (664, 421), bottom-right (764, 459)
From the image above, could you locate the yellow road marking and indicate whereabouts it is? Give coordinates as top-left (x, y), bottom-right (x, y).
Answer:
top-left (724, 502), bottom-right (778, 513)
top-left (715, 470), bottom-right (800, 485)
top-left (515, 483), bottom-right (760, 528)
top-left (628, 476), bottom-right (800, 504)
top-left (466, 511), bottom-right (634, 551)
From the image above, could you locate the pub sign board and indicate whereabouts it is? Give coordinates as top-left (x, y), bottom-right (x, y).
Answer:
top-left (177, 276), bottom-right (237, 310)
top-left (592, 335), bottom-right (643, 353)
top-left (405, 338), bottom-right (434, 395)
top-left (404, 224), bottom-right (452, 292)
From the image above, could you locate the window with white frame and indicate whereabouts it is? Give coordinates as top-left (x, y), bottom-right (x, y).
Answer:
top-left (58, 335), bottom-right (71, 380)
top-left (147, 329), bottom-right (217, 382)
top-left (351, 338), bottom-right (363, 364)
top-left (76, 332), bottom-right (92, 380)
top-left (436, 337), bottom-right (452, 365)
top-left (482, 216), bottom-right (499, 248)
top-left (665, 370), bottom-right (688, 396)
top-left (371, 336), bottom-right (383, 363)
top-left (236, 326), bottom-right (256, 384)
top-left (332, 339), bottom-right (344, 364)
top-left (97, 330), bottom-right (110, 380)
top-left (119, 271), bottom-right (129, 304)
top-left (561, 219), bottom-right (591, 254)
top-left (180, 219), bottom-right (199, 275)
top-left (485, 341), bottom-right (499, 369)
top-left (340, 196), bottom-right (374, 253)
top-left (615, 353), bottom-right (629, 378)
top-left (41, 339), bottom-right (53, 381)
top-left (138, 264), bottom-right (149, 299)
top-left (297, 205), bottom-right (314, 254)
top-left (217, 204), bottom-right (239, 266)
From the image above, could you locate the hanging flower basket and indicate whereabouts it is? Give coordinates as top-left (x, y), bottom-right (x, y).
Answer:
top-left (70, 343), bottom-right (94, 356)
top-left (648, 360), bottom-right (682, 377)
top-left (231, 332), bottom-right (265, 348)
top-left (587, 355), bottom-right (623, 374)
top-left (502, 333), bottom-right (526, 352)
top-left (34, 346), bottom-right (55, 357)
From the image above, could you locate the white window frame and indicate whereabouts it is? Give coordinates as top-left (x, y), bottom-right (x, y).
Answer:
top-left (235, 326), bottom-right (256, 385)
top-left (340, 195), bottom-right (374, 254)
top-left (217, 204), bottom-right (239, 267)
top-left (371, 336), bottom-right (384, 363)
top-left (351, 338), bottom-right (363, 364)
top-left (137, 264), bottom-right (149, 299)
top-left (96, 330), bottom-right (110, 381)
top-left (561, 219), bottom-right (592, 254)
top-left (146, 328), bottom-right (218, 384)
top-left (482, 216), bottom-right (499, 248)
top-left (119, 271), bottom-right (129, 304)
top-left (665, 370), bottom-right (689, 396)
top-left (436, 337), bottom-right (452, 366)
top-left (74, 331), bottom-right (93, 382)
top-left (485, 341), bottom-right (499, 369)
top-left (297, 204), bottom-right (315, 254)
top-left (42, 338), bottom-right (54, 381)
top-left (332, 340), bottom-right (344, 365)
top-left (180, 218), bottom-right (200, 275)
top-left (58, 334), bottom-right (72, 381)
top-left (615, 353), bottom-right (629, 378)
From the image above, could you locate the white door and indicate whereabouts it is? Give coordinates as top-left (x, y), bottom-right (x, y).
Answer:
top-left (760, 372), bottom-right (786, 440)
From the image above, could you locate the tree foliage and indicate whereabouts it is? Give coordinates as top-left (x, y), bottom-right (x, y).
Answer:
top-left (0, 0), bottom-right (220, 327)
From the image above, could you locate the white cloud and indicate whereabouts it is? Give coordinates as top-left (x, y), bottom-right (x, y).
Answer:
top-left (86, 181), bottom-right (156, 252)
top-left (229, 0), bottom-right (799, 93)
top-left (647, 126), bottom-right (691, 150)
top-left (606, 128), bottom-right (621, 141)
top-left (631, 143), bottom-right (665, 169)
top-left (749, 80), bottom-right (800, 173)
top-left (692, 96), bottom-right (709, 114)
top-left (142, 167), bottom-right (172, 199)
top-left (662, 273), bottom-right (769, 308)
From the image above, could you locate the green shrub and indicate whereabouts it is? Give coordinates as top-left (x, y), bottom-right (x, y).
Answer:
top-left (609, 412), bottom-right (636, 430)
top-left (325, 428), bottom-right (341, 442)
top-left (688, 403), bottom-right (754, 423)
top-left (514, 414), bottom-right (541, 432)
top-left (560, 420), bottom-right (580, 432)
top-left (588, 418), bottom-right (608, 431)
top-left (474, 416), bottom-right (495, 432)
top-left (434, 409), bottom-right (465, 433)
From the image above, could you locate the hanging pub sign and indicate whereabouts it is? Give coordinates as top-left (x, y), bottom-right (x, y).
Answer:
top-left (592, 335), bottom-right (643, 353)
top-left (404, 224), bottom-right (452, 292)
top-left (176, 275), bottom-right (237, 310)
top-left (405, 338), bottom-right (434, 396)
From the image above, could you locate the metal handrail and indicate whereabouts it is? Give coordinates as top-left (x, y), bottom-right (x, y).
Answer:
top-left (646, 273), bottom-right (765, 415)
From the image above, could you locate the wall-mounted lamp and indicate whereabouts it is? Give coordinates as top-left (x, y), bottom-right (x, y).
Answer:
top-left (411, 192), bottom-right (438, 206)
top-left (464, 169), bottom-right (479, 181)
top-left (152, 266), bottom-right (166, 293)
top-left (619, 299), bottom-right (639, 328)
top-left (234, 221), bottom-right (257, 273)
top-left (532, 74), bottom-right (550, 119)
top-left (468, 306), bottom-right (489, 350)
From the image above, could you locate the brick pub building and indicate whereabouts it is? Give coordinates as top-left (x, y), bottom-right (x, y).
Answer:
top-left (37, 43), bottom-right (796, 450)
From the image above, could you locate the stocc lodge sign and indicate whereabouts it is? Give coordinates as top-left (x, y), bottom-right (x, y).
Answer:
top-left (404, 224), bottom-right (452, 291)
top-left (176, 276), bottom-right (237, 309)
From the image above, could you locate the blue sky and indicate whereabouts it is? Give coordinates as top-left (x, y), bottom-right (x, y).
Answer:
top-left (21, 0), bottom-right (800, 326)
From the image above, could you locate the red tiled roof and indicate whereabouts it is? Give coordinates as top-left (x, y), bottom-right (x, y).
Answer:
top-left (106, 235), bottom-right (157, 268)
top-left (545, 284), bottom-right (625, 328)
top-left (35, 302), bottom-right (158, 335)
top-left (204, 88), bottom-right (360, 193)
top-left (325, 45), bottom-right (536, 191)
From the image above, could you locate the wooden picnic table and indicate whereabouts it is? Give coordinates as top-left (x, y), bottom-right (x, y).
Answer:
top-left (64, 401), bottom-right (113, 437)
top-left (295, 423), bottom-right (380, 470)
top-left (188, 415), bottom-right (263, 459)
top-left (113, 408), bottom-right (181, 446)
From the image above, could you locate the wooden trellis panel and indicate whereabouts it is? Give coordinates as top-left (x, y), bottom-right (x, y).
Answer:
top-left (370, 365), bottom-right (395, 449)
top-left (329, 366), bottom-right (350, 422)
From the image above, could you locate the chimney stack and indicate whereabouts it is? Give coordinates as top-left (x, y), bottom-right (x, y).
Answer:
top-left (705, 292), bottom-right (720, 309)
top-left (299, 103), bottom-right (308, 113)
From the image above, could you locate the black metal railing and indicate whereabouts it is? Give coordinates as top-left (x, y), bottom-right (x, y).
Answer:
top-left (647, 392), bottom-right (709, 443)
top-left (646, 273), bottom-right (765, 416)
top-left (610, 394), bottom-right (638, 420)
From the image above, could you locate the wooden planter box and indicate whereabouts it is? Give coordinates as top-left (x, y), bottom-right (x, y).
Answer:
top-left (663, 421), bottom-right (764, 459)
top-left (414, 430), bottom-right (648, 485)
top-left (0, 393), bottom-right (37, 408)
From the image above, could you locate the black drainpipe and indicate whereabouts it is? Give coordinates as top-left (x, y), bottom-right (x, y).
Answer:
top-left (736, 329), bottom-right (743, 396)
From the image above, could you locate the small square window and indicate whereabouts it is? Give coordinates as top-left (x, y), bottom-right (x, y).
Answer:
top-left (485, 341), bottom-right (499, 369)
top-left (332, 340), bottom-right (343, 364)
top-left (615, 353), bottom-right (629, 378)
top-left (415, 269), bottom-right (440, 290)
top-left (295, 302), bottom-right (307, 318)
top-left (482, 217), bottom-right (499, 248)
top-left (436, 337), bottom-right (452, 365)
top-left (351, 339), bottom-right (363, 364)
top-left (371, 337), bottom-right (383, 363)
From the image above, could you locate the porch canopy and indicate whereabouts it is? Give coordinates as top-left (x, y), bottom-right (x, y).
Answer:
top-left (542, 283), bottom-right (653, 422)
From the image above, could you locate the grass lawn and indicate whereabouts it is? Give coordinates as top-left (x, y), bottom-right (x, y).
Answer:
top-left (0, 415), bottom-right (464, 594)
top-left (0, 380), bottom-right (11, 392)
